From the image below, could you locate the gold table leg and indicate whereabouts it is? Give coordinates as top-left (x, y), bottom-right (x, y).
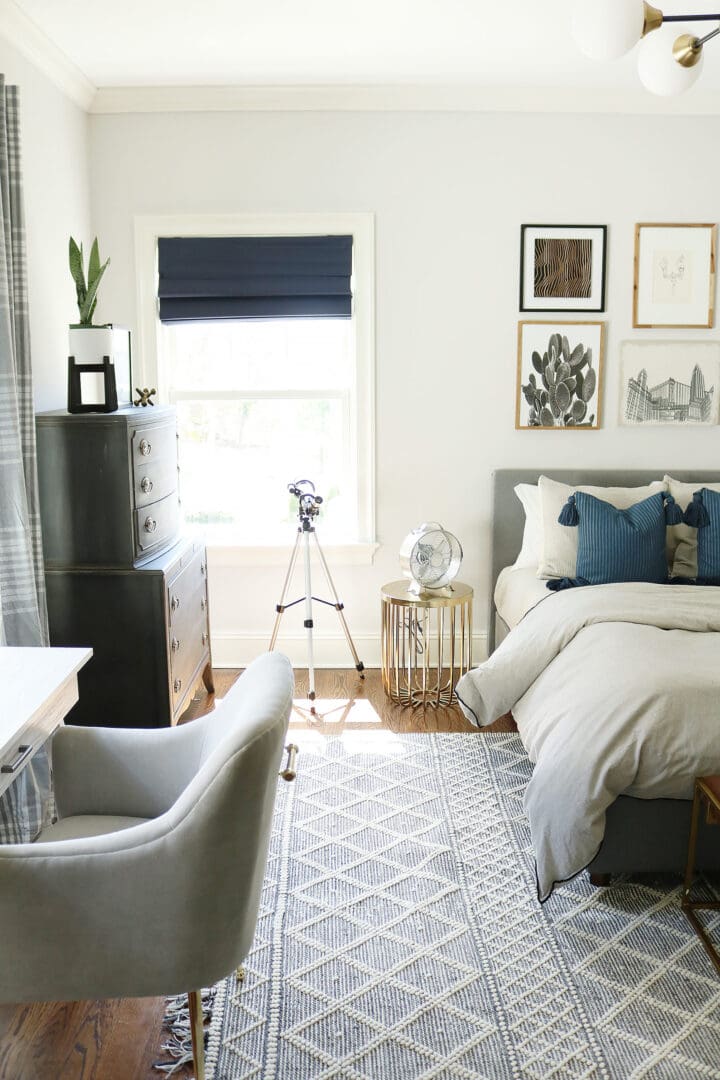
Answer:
top-left (682, 779), bottom-right (720, 975)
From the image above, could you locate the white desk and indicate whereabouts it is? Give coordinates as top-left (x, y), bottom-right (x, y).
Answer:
top-left (0, 647), bottom-right (92, 799)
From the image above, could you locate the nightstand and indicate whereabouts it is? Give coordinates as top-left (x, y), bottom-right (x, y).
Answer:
top-left (380, 580), bottom-right (472, 708)
top-left (683, 775), bottom-right (720, 974)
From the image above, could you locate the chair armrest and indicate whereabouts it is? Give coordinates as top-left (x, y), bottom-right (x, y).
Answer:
top-left (52, 721), bottom-right (204, 819)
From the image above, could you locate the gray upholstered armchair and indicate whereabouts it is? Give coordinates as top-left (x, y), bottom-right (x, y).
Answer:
top-left (0, 650), bottom-right (294, 1080)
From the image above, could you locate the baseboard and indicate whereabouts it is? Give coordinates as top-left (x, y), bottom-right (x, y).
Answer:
top-left (211, 632), bottom-right (488, 669)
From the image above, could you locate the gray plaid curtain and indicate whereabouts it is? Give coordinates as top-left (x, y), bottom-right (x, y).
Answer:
top-left (0, 76), bottom-right (48, 647)
top-left (0, 77), bottom-right (50, 843)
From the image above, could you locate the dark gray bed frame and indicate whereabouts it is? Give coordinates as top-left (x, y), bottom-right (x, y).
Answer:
top-left (490, 469), bottom-right (720, 881)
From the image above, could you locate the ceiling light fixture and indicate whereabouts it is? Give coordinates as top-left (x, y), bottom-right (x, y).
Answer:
top-left (572, 0), bottom-right (720, 96)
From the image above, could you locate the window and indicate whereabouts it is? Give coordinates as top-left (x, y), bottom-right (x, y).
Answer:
top-left (135, 214), bottom-right (375, 557)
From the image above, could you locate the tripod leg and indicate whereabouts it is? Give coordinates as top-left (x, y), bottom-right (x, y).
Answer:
top-left (269, 529), bottom-right (302, 650)
top-left (312, 532), bottom-right (365, 678)
top-left (303, 530), bottom-right (317, 714)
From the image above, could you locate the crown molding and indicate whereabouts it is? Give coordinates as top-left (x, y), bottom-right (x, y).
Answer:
top-left (91, 81), bottom-right (720, 116)
top-left (0, 0), bottom-right (95, 110)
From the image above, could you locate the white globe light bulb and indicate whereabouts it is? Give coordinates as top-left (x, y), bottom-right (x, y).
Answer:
top-left (572, 0), bottom-right (647, 61)
top-left (638, 26), bottom-right (704, 96)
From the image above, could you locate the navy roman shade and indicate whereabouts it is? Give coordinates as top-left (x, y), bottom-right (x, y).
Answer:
top-left (157, 235), bottom-right (353, 322)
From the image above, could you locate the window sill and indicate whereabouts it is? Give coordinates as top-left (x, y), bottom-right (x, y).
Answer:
top-left (205, 541), bottom-right (380, 568)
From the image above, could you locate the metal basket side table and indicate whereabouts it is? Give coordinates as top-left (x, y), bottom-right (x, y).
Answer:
top-left (682, 775), bottom-right (720, 975)
top-left (381, 580), bottom-right (472, 708)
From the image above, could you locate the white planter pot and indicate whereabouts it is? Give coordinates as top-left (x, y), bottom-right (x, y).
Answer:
top-left (68, 326), bottom-right (131, 409)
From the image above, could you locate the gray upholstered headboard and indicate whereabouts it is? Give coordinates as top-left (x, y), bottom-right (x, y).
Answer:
top-left (489, 469), bottom-right (720, 654)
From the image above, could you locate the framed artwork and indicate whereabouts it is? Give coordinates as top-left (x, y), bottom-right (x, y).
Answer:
top-left (519, 224), bottom-right (607, 312)
top-left (516, 321), bottom-right (604, 430)
top-left (619, 340), bottom-right (720, 426)
top-left (633, 223), bottom-right (716, 328)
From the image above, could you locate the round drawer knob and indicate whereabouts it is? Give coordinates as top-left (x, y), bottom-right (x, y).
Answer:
top-left (171, 637), bottom-right (180, 652)
top-left (202, 632), bottom-right (208, 646)
top-left (140, 476), bottom-right (154, 494)
top-left (138, 439), bottom-right (152, 457)
top-left (171, 595), bottom-right (181, 611)
top-left (144, 517), bottom-right (157, 533)
top-left (174, 678), bottom-right (182, 693)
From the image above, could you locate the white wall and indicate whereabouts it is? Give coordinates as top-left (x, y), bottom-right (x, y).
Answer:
top-left (86, 107), bottom-right (720, 665)
top-left (0, 36), bottom-right (91, 411)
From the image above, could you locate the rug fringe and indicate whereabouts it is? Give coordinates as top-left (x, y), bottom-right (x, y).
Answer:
top-left (153, 987), bottom-right (215, 1077)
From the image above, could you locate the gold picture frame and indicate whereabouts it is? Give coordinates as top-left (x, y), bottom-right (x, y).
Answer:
top-left (516, 320), bottom-right (605, 431)
top-left (633, 222), bottom-right (716, 329)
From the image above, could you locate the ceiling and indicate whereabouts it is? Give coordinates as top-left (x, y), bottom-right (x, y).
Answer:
top-left (9, 0), bottom-right (720, 91)
top-left (6, 0), bottom-right (720, 117)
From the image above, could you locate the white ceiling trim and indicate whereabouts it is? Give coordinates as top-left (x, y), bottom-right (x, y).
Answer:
top-left (91, 82), bottom-right (720, 116)
top-left (0, 0), bottom-right (95, 110)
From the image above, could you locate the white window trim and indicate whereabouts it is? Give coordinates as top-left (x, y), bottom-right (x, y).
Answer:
top-left (133, 212), bottom-right (376, 563)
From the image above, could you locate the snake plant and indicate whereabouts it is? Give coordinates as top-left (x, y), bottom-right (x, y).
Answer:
top-left (69, 237), bottom-right (110, 328)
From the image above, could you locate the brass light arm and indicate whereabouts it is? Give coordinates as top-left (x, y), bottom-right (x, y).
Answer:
top-left (644, 2), bottom-right (720, 36)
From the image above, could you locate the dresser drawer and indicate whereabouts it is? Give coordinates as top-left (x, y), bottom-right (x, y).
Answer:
top-left (133, 453), bottom-right (177, 509)
top-left (131, 418), bottom-right (176, 465)
top-left (167, 551), bottom-right (210, 709)
top-left (134, 491), bottom-right (180, 559)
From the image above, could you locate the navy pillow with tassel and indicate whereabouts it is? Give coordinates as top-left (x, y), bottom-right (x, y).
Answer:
top-left (683, 488), bottom-right (720, 580)
top-left (547, 490), bottom-right (678, 590)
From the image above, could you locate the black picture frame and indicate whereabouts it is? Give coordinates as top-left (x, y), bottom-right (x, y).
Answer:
top-left (67, 355), bottom-right (119, 414)
top-left (519, 224), bottom-right (607, 313)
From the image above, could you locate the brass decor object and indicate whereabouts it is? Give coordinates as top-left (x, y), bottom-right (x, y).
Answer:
top-left (133, 386), bottom-right (157, 406)
top-left (381, 580), bottom-right (472, 708)
top-left (682, 775), bottom-right (720, 975)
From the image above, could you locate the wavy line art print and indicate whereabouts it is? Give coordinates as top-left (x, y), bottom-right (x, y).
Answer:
top-left (520, 225), bottom-right (607, 313)
top-left (534, 238), bottom-right (592, 299)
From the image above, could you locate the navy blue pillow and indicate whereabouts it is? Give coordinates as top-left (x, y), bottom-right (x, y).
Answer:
top-left (685, 487), bottom-right (720, 579)
top-left (557, 490), bottom-right (669, 586)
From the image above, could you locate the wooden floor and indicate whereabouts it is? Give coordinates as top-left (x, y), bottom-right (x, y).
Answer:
top-left (0, 668), bottom-right (514, 1080)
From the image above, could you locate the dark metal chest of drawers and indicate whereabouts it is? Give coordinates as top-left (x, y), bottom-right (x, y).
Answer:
top-left (36, 407), bottom-right (214, 728)
top-left (36, 406), bottom-right (181, 568)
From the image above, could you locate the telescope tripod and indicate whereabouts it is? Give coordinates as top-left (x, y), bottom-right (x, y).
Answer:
top-left (269, 523), bottom-right (364, 715)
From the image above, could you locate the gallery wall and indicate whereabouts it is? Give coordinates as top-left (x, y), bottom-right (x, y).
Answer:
top-left (0, 36), bottom-right (91, 410)
top-left (77, 107), bottom-right (720, 664)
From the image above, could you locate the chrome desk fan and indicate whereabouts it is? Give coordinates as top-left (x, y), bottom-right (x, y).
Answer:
top-left (399, 522), bottom-right (463, 593)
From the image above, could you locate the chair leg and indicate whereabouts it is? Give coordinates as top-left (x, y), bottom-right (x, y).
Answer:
top-left (188, 989), bottom-right (206, 1080)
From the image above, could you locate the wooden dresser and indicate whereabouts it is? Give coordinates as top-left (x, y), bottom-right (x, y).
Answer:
top-left (36, 407), bottom-right (214, 728)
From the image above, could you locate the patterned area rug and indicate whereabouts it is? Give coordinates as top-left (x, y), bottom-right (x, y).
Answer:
top-left (205, 731), bottom-right (720, 1080)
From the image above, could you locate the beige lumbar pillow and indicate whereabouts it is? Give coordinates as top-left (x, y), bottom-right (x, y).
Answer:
top-left (537, 475), bottom-right (667, 579)
top-left (665, 474), bottom-right (720, 577)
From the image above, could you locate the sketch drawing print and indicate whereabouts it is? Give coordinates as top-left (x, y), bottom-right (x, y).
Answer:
top-left (534, 238), bottom-right (592, 299)
top-left (652, 250), bottom-right (692, 304)
top-left (625, 363), bottom-right (714, 424)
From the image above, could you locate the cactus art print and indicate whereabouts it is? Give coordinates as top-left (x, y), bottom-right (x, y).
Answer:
top-left (516, 321), bottom-right (605, 430)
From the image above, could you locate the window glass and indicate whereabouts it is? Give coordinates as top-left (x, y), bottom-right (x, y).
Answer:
top-left (164, 318), bottom-right (356, 543)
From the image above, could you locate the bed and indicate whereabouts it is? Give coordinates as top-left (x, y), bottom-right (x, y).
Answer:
top-left (459, 468), bottom-right (720, 900)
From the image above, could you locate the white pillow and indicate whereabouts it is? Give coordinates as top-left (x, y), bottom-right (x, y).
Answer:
top-left (665, 474), bottom-right (720, 577)
top-left (537, 475), bottom-right (667, 580)
top-left (513, 483), bottom-right (542, 568)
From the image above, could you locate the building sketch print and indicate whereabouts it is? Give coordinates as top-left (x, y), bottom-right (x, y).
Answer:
top-left (653, 250), bottom-right (691, 304)
top-left (625, 363), bottom-right (714, 424)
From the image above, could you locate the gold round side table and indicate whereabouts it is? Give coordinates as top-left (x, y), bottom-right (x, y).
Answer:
top-left (381, 580), bottom-right (473, 708)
